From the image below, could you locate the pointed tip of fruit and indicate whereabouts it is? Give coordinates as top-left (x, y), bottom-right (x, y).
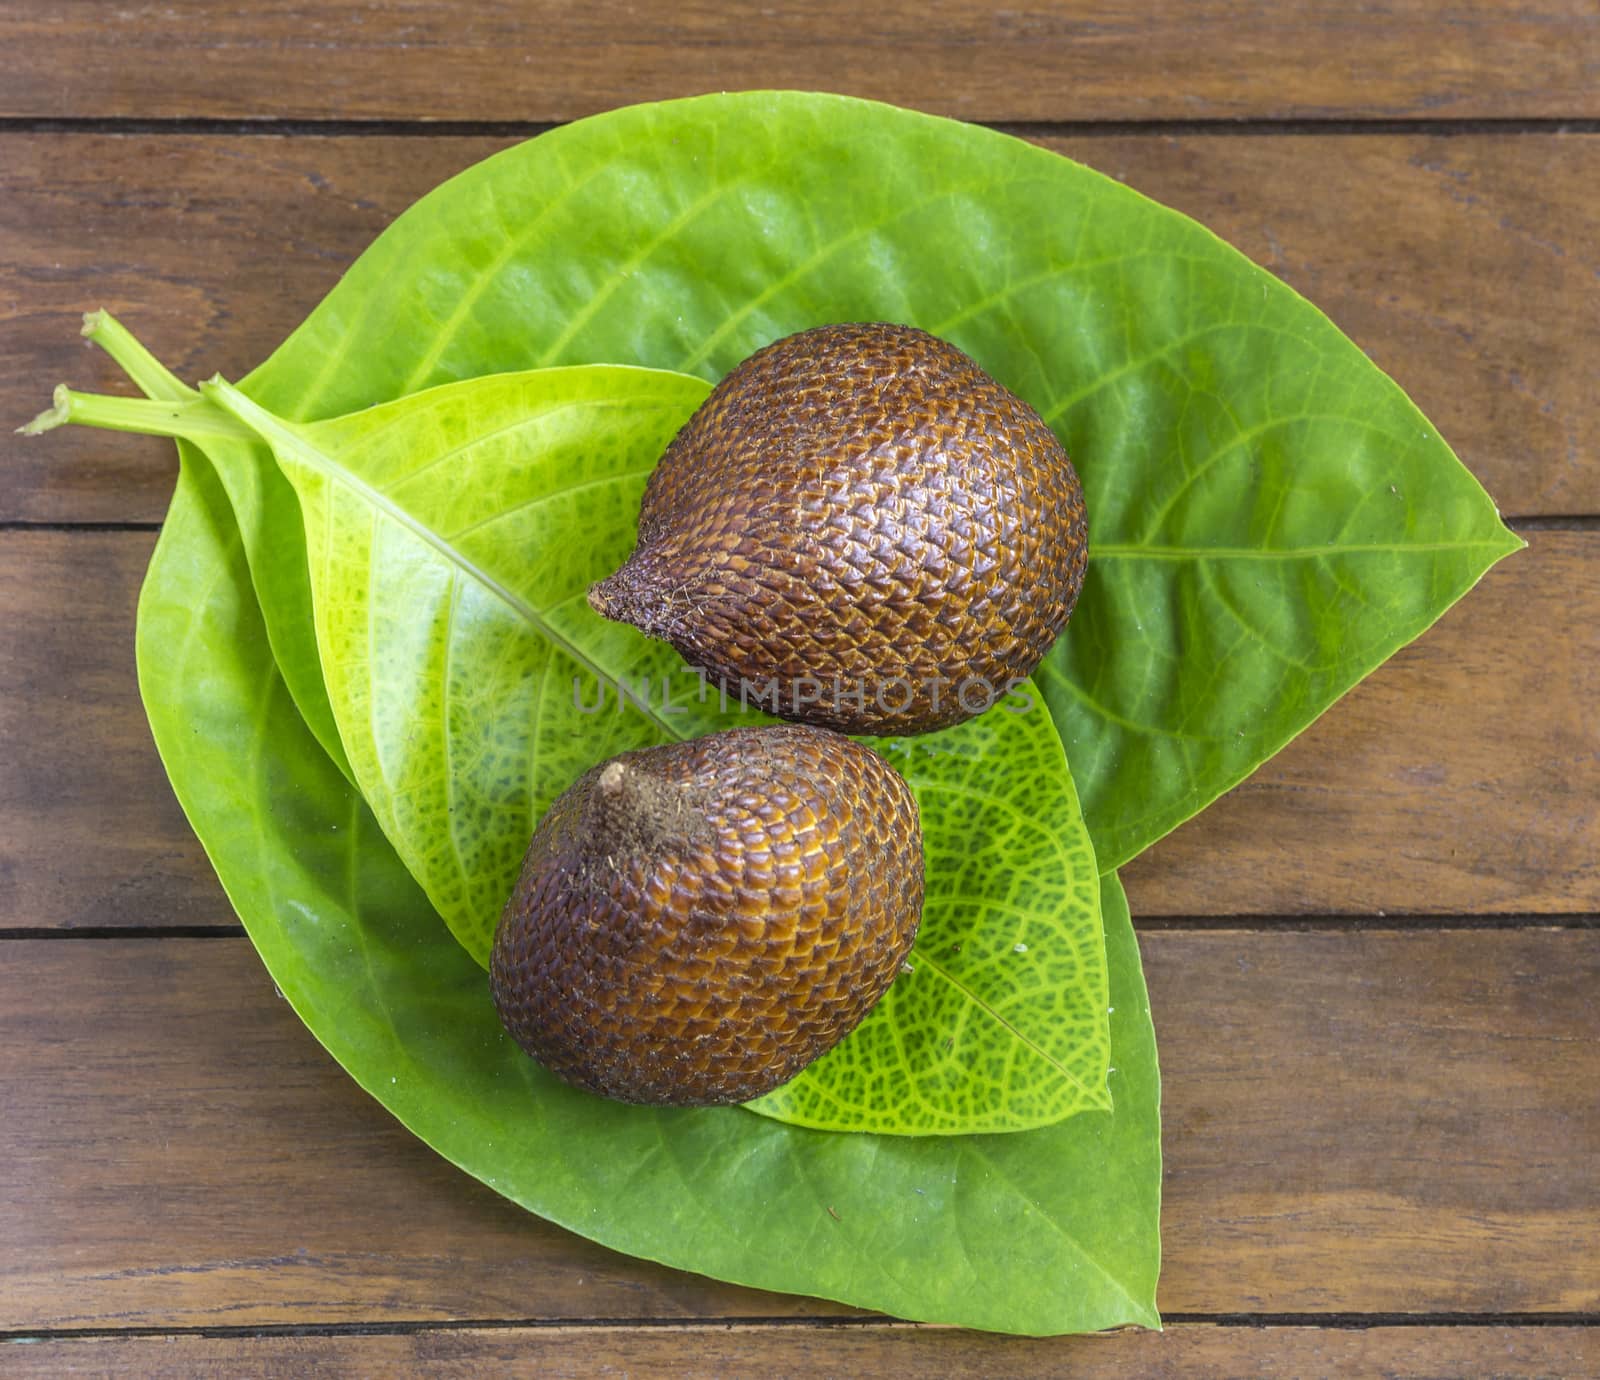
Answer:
top-left (588, 567), bottom-right (642, 628)
top-left (587, 579), bottom-right (616, 620)
top-left (589, 553), bottom-right (678, 641)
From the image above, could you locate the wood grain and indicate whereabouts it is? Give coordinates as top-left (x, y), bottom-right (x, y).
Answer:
top-left (1121, 522), bottom-right (1600, 917)
top-left (4, 131), bottom-right (1596, 524)
top-left (5, 0), bottom-right (1594, 1367)
top-left (3, 1325), bottom-right (1595, 1378)
top-left (0, 533), bottom-right (219, 931)
top-left (3, 527), bottom-right (1593, 929)
top-left (1, 1), bottom-right (1595, 122)
top-left (0, 932), bottom-right (1593, 1328)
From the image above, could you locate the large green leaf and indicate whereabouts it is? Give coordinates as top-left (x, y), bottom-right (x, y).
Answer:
top-left (59, 360), bottom-right (1111, 1137)
top-left (134, 452), bottom-right (1161, 1334)
top-left (243, 91), bottom-right (1519, 868)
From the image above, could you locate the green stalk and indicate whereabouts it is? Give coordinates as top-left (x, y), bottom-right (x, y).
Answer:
top-left (80, 309), bottom-right (196, 402)
top-left (19, 384), bottom-right (256, 443)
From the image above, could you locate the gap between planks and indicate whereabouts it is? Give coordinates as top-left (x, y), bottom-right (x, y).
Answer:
top-left (2, 117), bottom-right (1599, 139)
top-left (0, 917), bottom-right (1595, 942)
top-left (4, 514), bottom-right (1598, 536)
top-left (3, 1312), bottom-right (1597, 1342)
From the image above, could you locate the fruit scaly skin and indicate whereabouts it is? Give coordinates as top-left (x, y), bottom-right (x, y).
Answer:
top-left (589, 322), bottom-right (1088, 735)
top-left (489, 724), bottom-right (924, 1106)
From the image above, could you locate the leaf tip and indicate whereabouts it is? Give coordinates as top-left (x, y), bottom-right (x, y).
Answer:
top-left (18, 384), bottom-right (71, 437)
top-left (1483, 521), bottom-right (1529, 565)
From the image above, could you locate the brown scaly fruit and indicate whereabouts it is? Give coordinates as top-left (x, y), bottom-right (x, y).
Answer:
top-left (489, 724), bottom-right (923, 1106)
top-left (588, 322), bottom-right (1088, 735)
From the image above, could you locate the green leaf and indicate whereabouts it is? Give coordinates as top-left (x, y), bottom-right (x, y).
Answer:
top-left (202, 365), bottom-right (1112, 1136)
top-left (134, 455), bottom-right (1161, 1334)
top-left (1036, 351), bottom-right (1525, 872)
top-left (242, 90), bottom-right (1520, 867)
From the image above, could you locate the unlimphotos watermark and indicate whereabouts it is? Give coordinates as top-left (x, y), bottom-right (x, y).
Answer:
top-left (572, 667), bottom-right (1036, 720)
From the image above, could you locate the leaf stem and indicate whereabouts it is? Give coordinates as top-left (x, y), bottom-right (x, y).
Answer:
top-left (80, 310), bottom-right (196, 403)
top-left (18, 385), bottom-right (256, 443)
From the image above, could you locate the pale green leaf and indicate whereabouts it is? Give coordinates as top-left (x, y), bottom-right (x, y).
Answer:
top-left (50, 356), bottom-right (1111, 1139)
top-left (73, 310), bottom-right (355, 783)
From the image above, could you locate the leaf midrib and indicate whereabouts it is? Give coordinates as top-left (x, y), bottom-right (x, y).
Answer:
top-left (911, 949), bottom-right (1111, 1111)
top-left (1093, 538), bottom-right (1513, 562)
top-left (967, 1135), bottom-right (1156, 1327)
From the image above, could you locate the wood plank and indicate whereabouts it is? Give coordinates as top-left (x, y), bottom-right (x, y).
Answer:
top-left (1, 1), bottom-right (1595, 122)
top-left (1121, 522), bottom-right (1600, 917)
top-left (3, 527), bottom-right (1594, 929)
top-left (1, 132), bottom-right (469, 526)
top-left (0, 932), bottom-right (1593, 1327)
top-left (3, 1324), bottom-right (1595, 1378)
top-left (0, 533), bottom-right (221, 931)
top-left (4, 131), bottom-right (1596, 524)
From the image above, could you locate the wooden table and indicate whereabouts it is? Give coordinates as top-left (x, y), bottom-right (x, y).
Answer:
top-left (3, 4), bottom-right (1596, 1375)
